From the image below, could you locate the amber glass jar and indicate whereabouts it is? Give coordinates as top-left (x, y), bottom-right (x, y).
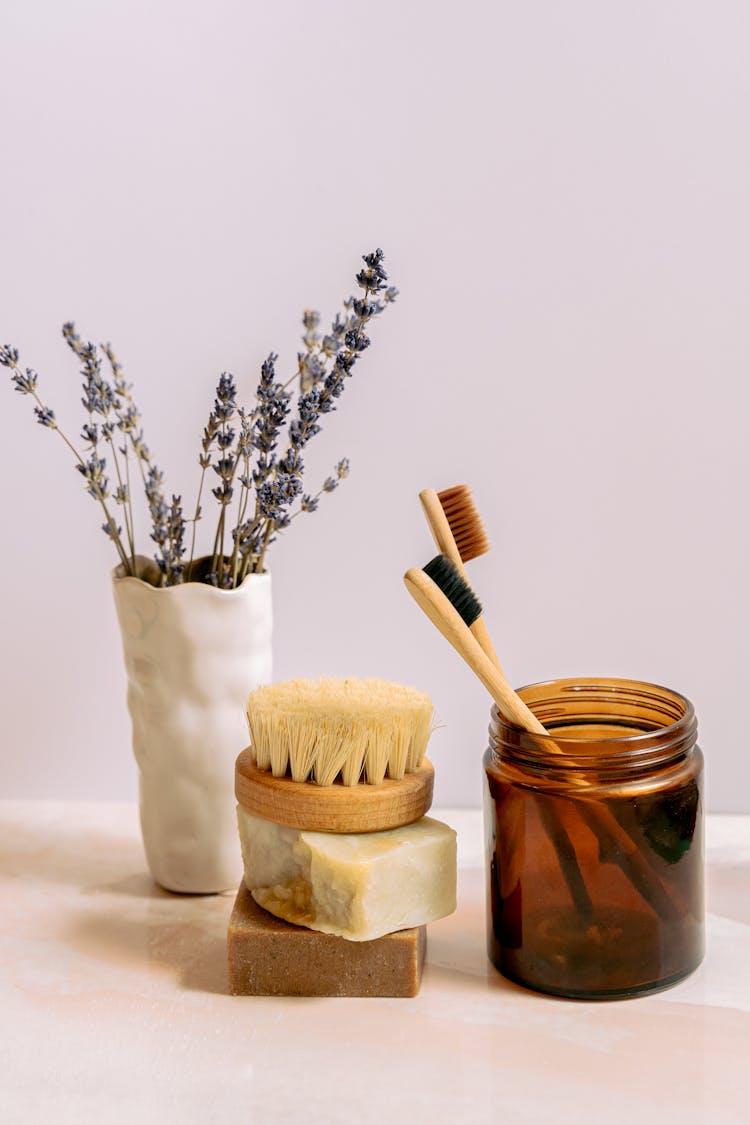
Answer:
top-left (483, 677), bottom-right (704, 999)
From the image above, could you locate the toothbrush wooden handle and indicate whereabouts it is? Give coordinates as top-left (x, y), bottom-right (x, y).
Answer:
top-left (469, 616), bottom-right (502, 675)
top-left (419, 489), bottom-right (502, 671)
top-left (404, 567), bottom-right (547, 738)
top-left (419, 489), bottom-right (464, 568)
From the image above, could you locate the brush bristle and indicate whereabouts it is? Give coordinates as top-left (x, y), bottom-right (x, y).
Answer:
top-left (437, 484), bottom-right (490, 563)
top-left (423, 554), bottom-right (483, 627)
top-left (246, 678), bottom-right (434, 787)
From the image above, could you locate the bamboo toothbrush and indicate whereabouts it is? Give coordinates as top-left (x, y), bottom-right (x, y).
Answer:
top-left (421, 487), bottom-right (687, 915)
top-left (404, 559), bottom-right (681, 923)
top-left (405, 559), bottom-right (547, 735)
top-left (419, 487), bottom-right (499, 669)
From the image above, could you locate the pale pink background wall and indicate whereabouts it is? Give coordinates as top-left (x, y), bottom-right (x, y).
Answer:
top-left (1, 1), bottom-right (748, 810)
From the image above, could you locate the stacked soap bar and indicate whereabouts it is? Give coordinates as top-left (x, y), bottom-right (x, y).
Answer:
top-left (228, 884), bottom-right (427, 997)
top-left (237, 808), bottom-right (457, 941)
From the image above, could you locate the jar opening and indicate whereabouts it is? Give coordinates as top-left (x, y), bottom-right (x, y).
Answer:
top-left (490, 677), bottom-right (697, 773)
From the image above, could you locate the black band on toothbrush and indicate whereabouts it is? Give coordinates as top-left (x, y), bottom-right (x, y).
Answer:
top-left (423, 555), bottom-right (483, 628)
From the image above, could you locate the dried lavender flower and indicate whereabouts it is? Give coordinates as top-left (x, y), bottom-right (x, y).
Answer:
top-left (166, 495), bottom-right (186, 584)
top-left (34, 405), bottom-right (56, 427)
top-left (302, 309), bottom-right (321, 352)
top-left (0, 345), bottom-right (20, 367)
top-left (3, 337), bottom-right (134, 571)
top-left (4, 247), bottom-right (396, 586)
top-left (75, 455), bottom-right (109, 499)
top-left (62, 321), bottom-right (86, 358)
top-left (214, 372), bottom-right (237, 421)
top-left (11, 367), bottom-right (38, 394)
top-left (257, 472), bottom-right (302, 520)
top-left (233, 249), bottom-right (396, 576)
top-left (146, 466), bottom-right (168, 549)
top-left (295, 456), bottom-right (351, 519)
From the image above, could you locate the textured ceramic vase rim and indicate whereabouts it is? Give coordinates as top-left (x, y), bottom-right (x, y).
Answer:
top-left (112, 555), bottom-right (270, 597)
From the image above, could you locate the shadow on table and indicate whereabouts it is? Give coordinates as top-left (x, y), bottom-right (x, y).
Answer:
top-left (63, 880), bottom-right (237, 996)
top-left (3, 810), bottom-right (237, 994)
top-left (64, 876), bottom-right (523, 1003)
top-left (7, 814), bottom-right (525, 1001)
top-left (423, 908), bottom-right (528, 998)
top-left (0, 813), bottom-right (155, 893)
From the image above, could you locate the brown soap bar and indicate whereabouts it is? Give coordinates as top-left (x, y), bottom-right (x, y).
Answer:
top-left (227, 882), bottom-right (426, 997)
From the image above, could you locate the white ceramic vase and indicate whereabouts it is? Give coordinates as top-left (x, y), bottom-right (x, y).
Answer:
top-left (112, 557), bottom-right (272, 893)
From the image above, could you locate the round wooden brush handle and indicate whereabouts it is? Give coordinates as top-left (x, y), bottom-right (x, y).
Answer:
top-left (419, 488), bottom-right (502, 672)
top-left (236, 749), bottom-right (435, 834)
top-left (404, 567), bottom-right (547, 738)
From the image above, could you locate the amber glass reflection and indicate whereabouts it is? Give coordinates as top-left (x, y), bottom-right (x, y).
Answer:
top-left (483, 678), bottom-right (704, 999)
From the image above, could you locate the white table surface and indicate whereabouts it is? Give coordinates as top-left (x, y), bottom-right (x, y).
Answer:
top-left (1, 803), bottom-right (748, 1125)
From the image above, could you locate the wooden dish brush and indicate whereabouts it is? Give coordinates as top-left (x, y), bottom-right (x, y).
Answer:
top-left (236, 677), bottom-right (435, 834)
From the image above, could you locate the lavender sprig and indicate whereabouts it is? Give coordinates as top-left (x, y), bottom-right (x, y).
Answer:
top-left (227, 407), bottom-right (257, 587)
top-left (100, 339), bottom-right (139, 572)
top-left (208, 372), bottom-right (239, 582)
top-left (71, 336), bottom-right (138, 570)
top-left (166, 494), bottom-right (186, 584)
top-left (298, 310), bottom-right (327, 393)
top-left (298, 457), bottom-right (350, 516)
top-left (185, 395), bottom-right (220, 581)
top-left (229, 354), bottom-right (292, 577)
top-left (1, 344), bottom-right (131, 571)
top-left (241, 248), bottom-right (396, 576)
top-left (144, 468), bottom-right (184, 584)
top-left (97, 332), bottom-right (168, 576)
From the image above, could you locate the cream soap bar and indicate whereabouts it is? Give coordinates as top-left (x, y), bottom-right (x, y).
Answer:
top-left (236, 808), bottom-right (457, 942)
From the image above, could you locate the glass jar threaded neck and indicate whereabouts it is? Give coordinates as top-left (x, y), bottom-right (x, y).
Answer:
top-left (489, 677), bottom-right (697, 777)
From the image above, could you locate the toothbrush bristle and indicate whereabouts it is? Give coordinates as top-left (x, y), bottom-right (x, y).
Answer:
top-left (437, 484), bottom-right (490, 563)
top-left (423, 554), bottom-right (482, 627)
